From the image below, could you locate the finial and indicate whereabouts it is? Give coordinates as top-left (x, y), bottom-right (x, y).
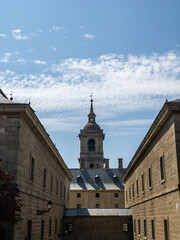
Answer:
top-left (166, 96), bottom-right (168, 102)
top-left (90, 92), bottom-right (93, 102)
top-left (28, 99), bottom-right (31, 105)
top-left (10, 91), bottom-right (13, 101)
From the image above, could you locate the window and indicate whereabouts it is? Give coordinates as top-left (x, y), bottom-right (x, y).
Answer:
top-left (160, 156), bottom-right (165, 180)
top-left (114, 193), bottom-right (118, 198)
top-left (55, 219), bottom-right (57, 235)
top-left (60, 182), bottom-right (62, 198)
top-left (144, 219), bottom-right (147, 237)
top-left (149, 167), bottom-right (152, 188)
top-left (77, 193), bottom-right (81, 198)
top-left (113, 175), bottom-right (118, 183)
top-left (132, 183), bottom-right (135, 198)
top-left (164, 219), bottom-right (169, 240)
top-left (96, 193), bottom-right (99, 198)
top-left (88, 139), bottom-right (95, 152)
top-left (134, 219), bottom-right (136, 234)
top-left (77, 204), bottom-right (81, 208)
top-left (66, 223), bottom-right (73, 233)
top-left (27, 220), bottom-right (32, 240)
top-left (41, 220), bottom-right (44, 240)
top-left (151, 219), bottom-right (155, 239)
top-left (136, 179), bottom-right (139, 195)
top-left (142, 174), bottom-right (144, 192)
top-left (129, 187), bottom-right (131, 200)
top-left (96, 204), bottom-right (100, 208)
top-left (77, 175), bottom-right (81, 183)
top-left (49, 219), bottom-right (52, 236)
top-left (59, 219), bottom-right (62, 234)
top-left (138, 219), bottom-right (141, 236)
top-left (126, 190), bottom-right (128, 202)
top-left (95, 175), bottom-right (99, 183)
top-left (30, 157), bottom-right (34, 181)
top-left (114, 203), bottom-right (119, 208)
top-left (122, 223), bottom-right (128, 232)
top-left (43, 169), bottom-right (46, 188)
top-left (56, 179), bottom-right (58, 195)
top-left (64, 185), bottom-right (66, 199)
top-left (50, 175), bottom-right (53, 192)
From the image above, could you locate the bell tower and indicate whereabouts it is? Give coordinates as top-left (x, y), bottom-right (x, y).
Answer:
top-left (78, 97), bottom-right (105, 169)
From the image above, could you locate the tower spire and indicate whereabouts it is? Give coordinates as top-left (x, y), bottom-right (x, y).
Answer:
top-left (90, 93), bottom-right (94, 113)
top-left (88, 93), bottom-right (96, 122)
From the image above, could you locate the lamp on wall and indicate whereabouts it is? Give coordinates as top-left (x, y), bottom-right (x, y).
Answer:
top-left (37, 201), bottom-right (52, 215)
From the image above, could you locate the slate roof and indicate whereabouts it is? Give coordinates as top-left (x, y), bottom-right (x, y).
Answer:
top-left (70, 168), bottom-right (125, 190)
top-left (0, 89), bottom-right (15, 104)
top-left (63, 208), bottom-right (132, 216)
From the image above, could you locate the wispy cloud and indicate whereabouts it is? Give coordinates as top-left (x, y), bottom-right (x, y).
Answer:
top-left (1, 51), bottom-right (180, 129)
top-left (33, 60), bottom-right (46, 65)
top-left (102, 119), bottom-right (153, 127)
top-left (51, 46), bottom-right (57, 51)
top-left (0, 52), bottom-right (11, 63)
top-left (84, 33), bottom-right (94, 39)
top-left (49, 26), bottom-right (65, 32)
top-left (0, 33), bottom-right (8, 38)
top-left (12, 29), bottom-right (29, 40)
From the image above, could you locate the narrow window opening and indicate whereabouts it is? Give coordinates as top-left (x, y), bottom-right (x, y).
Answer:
top-left (27, 220), bottom-right (32, 240)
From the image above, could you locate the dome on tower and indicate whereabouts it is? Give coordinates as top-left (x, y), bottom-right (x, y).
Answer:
top-left (83, 121), bottom-right (101, 131)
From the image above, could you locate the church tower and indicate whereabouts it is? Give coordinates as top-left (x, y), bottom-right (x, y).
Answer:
top-left (78, 97), bottom-right (105, 169)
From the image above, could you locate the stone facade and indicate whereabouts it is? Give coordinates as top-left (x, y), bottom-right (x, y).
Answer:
top-left (123, 100), bottom-right (180, 240)
top-left (70, 189), bottom-right (124, 209)
top-left (62, 209), bottom-right (133, 240)
top-left (0, 90), bottom-right (72, 240)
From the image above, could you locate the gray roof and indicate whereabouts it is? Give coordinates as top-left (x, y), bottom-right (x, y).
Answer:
top-left (70, 168), bottom-right (125, 190)
top-left (63, 208), bottom-right (132, 217)
top-left (0, 89), bottom-right (15, 104)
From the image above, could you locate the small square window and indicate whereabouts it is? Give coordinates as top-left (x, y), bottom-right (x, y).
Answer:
top-left (114, 203), bottom-right (119, 208)
top-left (114, 193), bottom-right (118, 198)
top-left (66, 223), bottom-right (73, 233)
top-left (122, 223), bottom-right (128, 232)
top-left (96, 204), bottom-right (100, 208)
top-left (77, 193), bottom-right (81, 198)
top-left (77, 204), bottom-right (81, 208)
top-left (96, 193), bottom-right (99, 198)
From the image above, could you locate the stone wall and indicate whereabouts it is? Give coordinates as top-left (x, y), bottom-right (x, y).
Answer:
top-left (0, 105), bottom-right (72, 240)
top-left (70, 190), bottom-right (124, 208)
top-left (123, 111), bottom-right (180, 239)
top-left (62, 216), bottom-right (133, 240)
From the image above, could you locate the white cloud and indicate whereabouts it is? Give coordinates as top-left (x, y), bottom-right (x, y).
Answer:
top-left (0, 52), bottom-right (12, 63)
top-left (84, 33), bottom-right (94, 39)
top-left (0, 33), bottom-right (8, 38)
top-left (51, 46), bottom-right (57, 51)
top-left (12, 29), bottom-right (29, 40)
top-left (1, 51), bottom-right (180, 128)
top-left (101, 119), bottom-right (153, 127)
top-left (33, 60), bottom-right (46, 65)
top-left (49, 26), bottom-right (64, 32)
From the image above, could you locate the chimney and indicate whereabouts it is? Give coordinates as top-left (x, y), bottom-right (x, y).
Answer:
top-left (105, 159), bottom-right (109, 170)
top-left (118, 158), bottom-right (123, 170)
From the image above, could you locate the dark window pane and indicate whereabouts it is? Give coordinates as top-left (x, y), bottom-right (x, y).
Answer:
top-left (27, 220), bottom-right (32, 240)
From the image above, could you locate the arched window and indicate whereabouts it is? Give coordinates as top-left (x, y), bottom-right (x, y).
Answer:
top-left (88, 139), bottom-right (95, 152)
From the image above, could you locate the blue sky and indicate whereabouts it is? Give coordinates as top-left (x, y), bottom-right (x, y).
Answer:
top-left (0, 0), bottom-right (180, 168)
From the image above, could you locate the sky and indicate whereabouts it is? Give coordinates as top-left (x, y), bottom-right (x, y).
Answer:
top-left (0, 0), bottom-right (180, 169)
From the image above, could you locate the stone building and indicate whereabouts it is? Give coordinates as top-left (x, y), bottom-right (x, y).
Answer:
top-left (69, 98), bottom-right (125, 209)
top-left (123, 100), bottom-right (180, 240)
top-left (0, 89), bottom-right (73, 240)
top-left (62, 208), bottom-right (133, 240)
